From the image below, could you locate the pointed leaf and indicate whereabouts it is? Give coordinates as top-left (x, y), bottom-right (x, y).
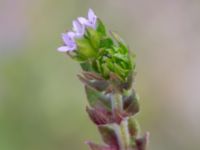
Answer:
top-left (85, 86), bottom-right (111, 109)
top-left (78, 72), bottom-right (109, 91)
top-left (86, 106), bottom-right (112, 125)
top-left (98, 124), bottom-right (120, 148)
top-left (123, 90), bottom-right (139, 116)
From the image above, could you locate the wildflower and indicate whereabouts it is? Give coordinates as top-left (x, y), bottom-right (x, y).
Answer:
top-left (78, 8), bottom-right (97, 29)
top-left (72, 20), bottom-right (85, 38)
top-left (58, 8), bottom-right (149, 150)
top-left (57, 32), bottom-right (77, 52)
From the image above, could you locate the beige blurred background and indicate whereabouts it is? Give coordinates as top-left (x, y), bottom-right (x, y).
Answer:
top-left (0, 0), bottom-right (200, 150)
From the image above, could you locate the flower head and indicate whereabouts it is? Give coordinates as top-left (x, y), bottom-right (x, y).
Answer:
top-left (78, 8), bottom-right (97, 29)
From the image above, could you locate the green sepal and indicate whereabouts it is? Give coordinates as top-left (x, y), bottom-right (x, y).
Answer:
top-left (86, 28), bottom-right (101, 49)
top-left (75, 38), bottom-right (97, 60)
top-left (96, 19), bottom-right (107, 36)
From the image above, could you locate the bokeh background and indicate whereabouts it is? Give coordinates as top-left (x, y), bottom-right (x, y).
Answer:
top-left (0, 0), bottom-right (200, 150)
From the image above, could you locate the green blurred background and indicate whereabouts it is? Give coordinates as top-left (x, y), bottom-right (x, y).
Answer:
top-left (0, 0), bottom-right (200, 150)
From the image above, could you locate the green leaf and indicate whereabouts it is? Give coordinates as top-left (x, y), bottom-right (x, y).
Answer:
top-left (85, 86), bottom-right (111, 109)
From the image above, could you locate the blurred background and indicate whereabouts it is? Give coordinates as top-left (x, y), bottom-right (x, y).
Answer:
top-left (0, 0), bottom-right (200, 150)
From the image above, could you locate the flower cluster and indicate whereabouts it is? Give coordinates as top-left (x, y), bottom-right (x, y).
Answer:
top-left (58, 9), bottom-right (135, 81)
top-left (58, 9), bottom-right (97, 52)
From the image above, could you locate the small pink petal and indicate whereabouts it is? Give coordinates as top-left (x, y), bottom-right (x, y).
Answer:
top-left (57, 46), bottom-right (69, 52)
top-left (57, 45), bottom-right (76, 52)
top-left (88, 8), bottom-right (96, 21)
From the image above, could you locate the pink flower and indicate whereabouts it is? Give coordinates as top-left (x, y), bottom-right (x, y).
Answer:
top-left (57, 32), bottom-right (77, 52)
top-left (78, 8), bottom-right (97, 29)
